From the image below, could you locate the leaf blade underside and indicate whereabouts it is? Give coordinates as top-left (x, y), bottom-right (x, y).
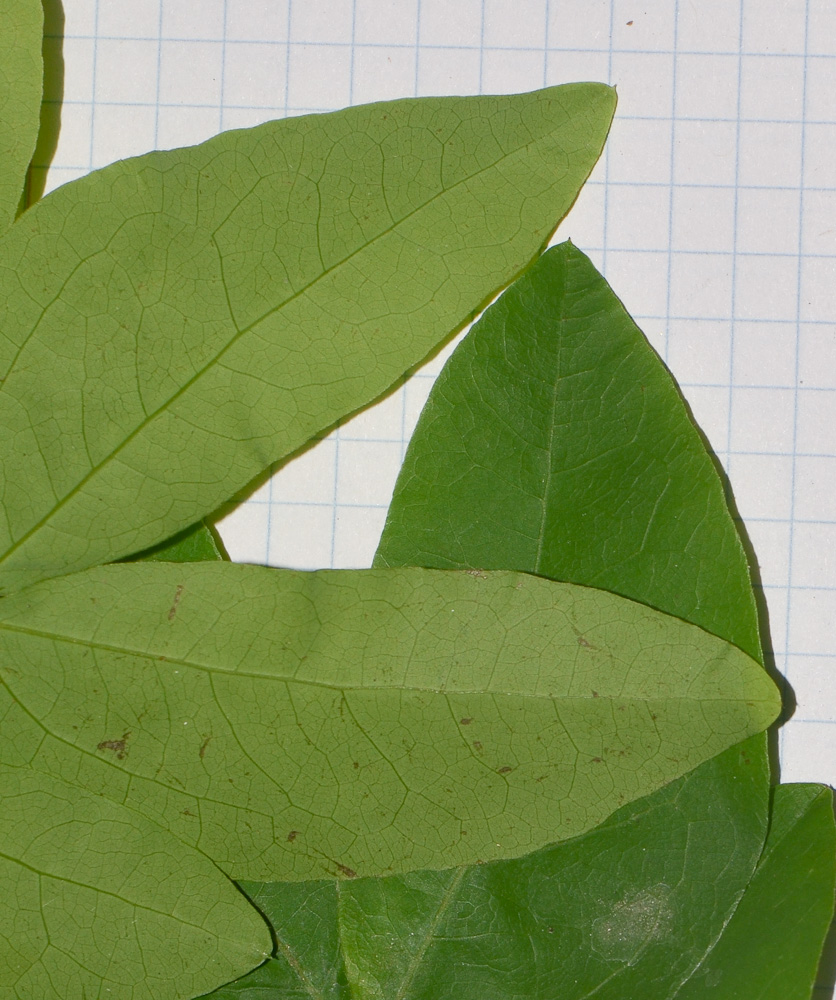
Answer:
top-left (0, 561), bottom-right (777, 881)
top-left (0, 83), bottom-right (615, 594)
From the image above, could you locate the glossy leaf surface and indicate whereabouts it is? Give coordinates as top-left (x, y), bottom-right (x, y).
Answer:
top-left (375, 241), bottom-right (761, 661)
top-left (0, 759), bottom-right (270, 999)
top-left (676, 783), bottom-right (836, 1000)
top-left (0, 561), bottom-right (776, 881)
top-left (0, 0), bottom-right (42, 232)
top-left (200, 737), bottom-right (768, 1000)
top-left (0, 84), bottom-right (615, 594)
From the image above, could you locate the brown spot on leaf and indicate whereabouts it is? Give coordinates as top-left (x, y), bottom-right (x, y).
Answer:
top-left (287, 830), bottom-right (299, 842)
top-left (199, 736), bottom-right (212, 759)
top-left (167, 584), bottom-right (184, 621)
top-left (460, 717), bottom-right (473, 725)
top-left (336, 863), bottom-right (357, 878)
top-left (472, 740), bottom-right (483, 751)
top-left (592, 756), bottom-right (603, 763)
top-left (97, 731), bottom-right (130, 760)
top-left (592, 690), bottom-right (600, 698)
top-left (183, 809), bottom-right (196, 817)
top-left (577, 635), bottom-right (592, 648)
top-left (497, 766), bottom-right (513, 774)
top-left (352, 761), bottom-right (360, 769)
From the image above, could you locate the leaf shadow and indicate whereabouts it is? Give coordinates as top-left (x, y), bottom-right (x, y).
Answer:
top-left (22, 0), bottom-right (65, 210)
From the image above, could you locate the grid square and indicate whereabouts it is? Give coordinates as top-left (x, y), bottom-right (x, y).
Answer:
top-left (481, 48), bottom-right (546, 94)
top-left (483, 0), bottom-right (547, 49)
top-left (804, 123), bottom-right (836, 188)
top-left (733, 254), bottom-right (799, 322)
top-left (287, 43), bottom-right (353, 110)
top-left (797, 389), bottom-right (836, 455)
top-left (795, 455), bottom-right (836, 521)
top-left (606, 184), bottom-right (671, 251)
top-left (223, 42), bottom-right (287, 108)
top-left (784, 656), bottom-right (836, 722)
top-left (62, 37), bottom-right (96, 103)
top-left (745, 518), bottom-right (791, 586)
top-left (155, 105), bottom-right (222, 149)
top-left (667, 319), bottom-right (731, 385)
top-left (215, 501), bottom-right (271, 565)
top-left (98, 0), bottom-right (161, 39)
top-left (355, 0), bottom-right (418, 45)
top-left (742, 0), bottom-right (807, 55)
top-left (547, 2), bottom-right (612, 51)
top-left (609, 52), bottom-right (674, 118)
top-left (95, 39), bottom-right (160, 105)
top-left (416, 47), bottom-right (481, 97)
top-left (50, 103), bottom-right (94, 172)
top-left (162, 0), bottom-right (225, 40)
top-left (802, 191), bottom-right (836, 256)
top-left (91, 104), bottom-right (157, 167)
top-left (611, 0), bottom-right (676, 52)
top-left (740, 54), bottom-right (805, 120)
top-left (808, 2), bottom-right (836, 56)
top-left (792, 522), bottom-right (836, 587)
top-left (668, 251), bottom-right (734, 319)
top-left (680, 385), bottom-right (729, 452)
top-left (558, 180), bottom-right (606, 251)
top-left (159, 40), bottom-right (223, 106)
top-left (727, 452), bottom-right (794, 520)
top-left (671, 186), bottom-right (736, 252)
top-left (732, 320), bottom-right (797, 388)
top-left (336, 441), bottom-right (404, 506)
top-left (603, 251), bottom-right (670, 321)
top-left (226, 0), bottom-right (289, 41)
top-left (544, 50), bottom-right (611, 88)
top-left (606, 117), bottom-right (672, 185)
top-left (417, 0), bottom-right (483, 46)
top-left (351, 46), bottom-right (416, 104)
top-left (729, 386), bottom-right (796, 453)
top-left (780, 720), bottom-right (836, 785)
top-left (62, 0), bottom-right (98, 37)
top-left (800, 257), bottom-right (836, 323)
top-left (789, 588), bottom-right (836, 657)
top-left (266, 504), bottom-right (335, 570)
top-left (736, 187), bottom-right (800, 254)
top-left (333, 506), bottom-right (389, 567)
top-left (677, 0), bottom-right (741, 53)
top-left (289, 0), bottom-right (354, 44)
top-left (738, 121), bottom-right (803, 188)
top-left (672, 120), bottom-right (738, 186)
top-left (675, 54), bottom-right (740, 121)
top-left (341, 390), bottom-right (407, 442)
top-left (799, 326), bottom-right (836, 389)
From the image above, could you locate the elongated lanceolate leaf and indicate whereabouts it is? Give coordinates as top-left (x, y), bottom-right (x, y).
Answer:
top-left (0, 83), bottom-right (615, 594)
top-left (375, 241), bottom-right (761, 661)
top-left (0, 0), bottom-right (42, 232)
top-left (200, 738), bottom-right (768, 1000)
top-left (676, 783), bottom-right (836, 1000)
top-left (0, 763), bottom-right (270, 1000)
top-left (0, 561), bottom-right (777, 880)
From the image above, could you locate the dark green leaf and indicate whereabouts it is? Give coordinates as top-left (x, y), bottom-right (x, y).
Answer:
top-left (0, 84), bottom-right (615, 594)
top-left (0, 561), bottom-right (777, 880)
top-left (375, 241), bottom-right (761, 661)
top-left (128, 519), bottom-right (227, 563)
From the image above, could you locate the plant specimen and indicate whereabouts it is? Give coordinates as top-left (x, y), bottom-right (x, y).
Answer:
top-left (0, 3), bottom-right (833, 998)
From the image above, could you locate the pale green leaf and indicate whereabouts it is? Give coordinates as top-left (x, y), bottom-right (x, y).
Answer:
top-left (0, 561), bottom-right (777, 881)
top-left (0, 763), bottom-right (270, 1000)
top-left (198, 737), bottom-right (768, 1000)
top-left (375, 241), bottom-right (761, 662)
top-left (0, 83), bottom-right (615, 595)
top-left (0, 0), bottom-right (43, 232)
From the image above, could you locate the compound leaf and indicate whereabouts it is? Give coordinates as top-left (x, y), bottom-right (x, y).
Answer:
top-left (0, 762), bottom-right (270, 999)
top-left (0, 0), bottom-right (43, 232)
top-left (0, 561), bottom-right (777, 881)
top-left (0, 84), bottom-right (615, 595)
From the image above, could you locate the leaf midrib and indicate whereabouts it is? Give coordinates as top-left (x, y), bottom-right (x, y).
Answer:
top-left (0, 110), bottom-right (579, 574)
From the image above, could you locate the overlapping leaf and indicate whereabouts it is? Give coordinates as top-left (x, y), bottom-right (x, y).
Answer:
top-left (0, 0), bottom-right (42, 232)
top-left (0, 755), bottom-right (270, 999)
top-left (0, 561), bottom-right (776, 883)
top-left (0, 83), bottom-right (615, 594)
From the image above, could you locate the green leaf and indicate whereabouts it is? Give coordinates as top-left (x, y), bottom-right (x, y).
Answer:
top-left (198, 736), bottom-right (769, 1000)
top-left (0, 83), bottom-right (615, 595)
top-left (0, 762), bottom-right (271, 999)
top-left (675, 783), bottom-right (836, 1000)
top-left (128, 519), bottom-right (228, 563)
top-left (0, 0), bottom-right (43, 231)
top-left (0, 561), bottom-right (777, 880)
top-left (375, 241), bottom-right (761, 662)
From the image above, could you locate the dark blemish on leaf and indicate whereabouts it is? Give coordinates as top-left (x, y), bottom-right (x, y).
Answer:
top-left (336, 863), bottom-right (357, 878)
top-left (199, 735), bottom-right (212, 759)
top-left (460, 717), bottom-right (473, 725)
top-left (287, 830), bottom-right (299, 842)
top-left (547, 926), bottom-right (554, 934)
top-left (577, 635), bottom-right (592, 648)
top-left (183, 808), bottom-right (196, 817)
top-left (97, 731), bottom-right (131, 760)
top-left (497, 765), bottom-right (513, 774)
top-left (472, 740), bottom-right (483, 751)
top-left (535, 774), bottom-right (548, 782)
top-left (592, 690), bottom-right (599, 698)
top-left (352, 761), bottom-right (360, 769)
top-left (167, 584), bottom-right (184, 621)
top-left (592, 756), bottom-right (603, 763)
